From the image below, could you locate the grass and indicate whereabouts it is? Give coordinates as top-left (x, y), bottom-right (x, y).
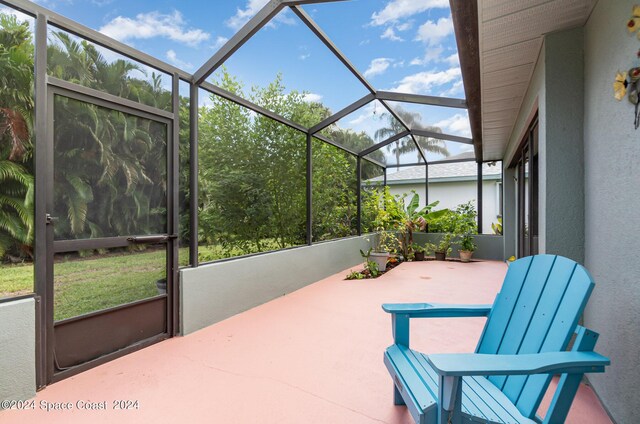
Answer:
top-left (52, 249), bottom-right (165, 321)
top-left (0, 242), bottom-right (289, 321)
top-left (0, 262), bottom-right (33, 296)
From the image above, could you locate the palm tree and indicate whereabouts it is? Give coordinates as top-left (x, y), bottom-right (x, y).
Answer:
top-left (47, 30), bottom-right (170, 240)
top-left (374, 106), bottom-right (449, 169)
top-left (0, 13), bottom-right (35, 259)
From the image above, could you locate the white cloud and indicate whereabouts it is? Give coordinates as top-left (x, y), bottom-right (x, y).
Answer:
top-left (226, 0), bottom-right (268, 29)
top-left (364, 58), bottom-right (393, 78)
top-left (415, 17), bottom-right (453, 46)
top-left (371, 0), bottom-right (449, 26)
top-left (410, 45), bottom-right (445, 66)
top-left (166, 49), bottom-right (193, 70)
top-left (0, 4), bottom-right (35, 31)
top-left (0, 5), bottom-right (30, 21)
top-left (444, 53), bottom-right (460, 66)
top-left (226, 0), bottom-right (295, 30)
top-left (396, 21), bottom-right (413, 31)
top-left (213, 36), bottom-right (229, 49)
top-left (99, 11), bottom-right (210, 46)
top-left (302, 93), bottom-right (323, 103)
top-left (390, 67), bottom-right (461, 94)
top-left (349, 112), bottom-right (372, 126)
top-left (381, 27), bottom-right (403, 42)
top-left (433, 113), bottom-right (471, 137)
top-left (299, 53), bottom-right (311, 60)
top-left (441, 79), bottom-right (465, 97)
top-left (348, 102), bottom-right (376, 126)
top-left (199, 93), bottom-right (215, 109)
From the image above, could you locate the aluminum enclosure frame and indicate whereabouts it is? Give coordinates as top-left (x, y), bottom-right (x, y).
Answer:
top-left (0, 0), bottom-right (494, 391)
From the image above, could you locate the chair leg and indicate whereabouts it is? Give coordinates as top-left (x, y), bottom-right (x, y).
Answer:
top-left (394, 385), bottom-right (405, 405)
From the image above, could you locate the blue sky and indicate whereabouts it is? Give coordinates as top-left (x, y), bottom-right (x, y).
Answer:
top-left (2, 0), bottom-right (473, 160)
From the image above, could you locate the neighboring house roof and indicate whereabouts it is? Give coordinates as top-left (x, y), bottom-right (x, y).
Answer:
top-left (369, 152), bottom-right (502, 185)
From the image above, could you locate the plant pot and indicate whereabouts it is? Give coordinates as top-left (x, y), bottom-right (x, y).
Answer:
top-left (434, 251), bottom-right (447, 261)
top-left (370, 252), bottom-right (389, 271)
top-left (459, 250), bottom-right (473, 263)
top-left (156, 278), bottom-right (167, 294)
top-left (414, 251), bottom-right (425, 261)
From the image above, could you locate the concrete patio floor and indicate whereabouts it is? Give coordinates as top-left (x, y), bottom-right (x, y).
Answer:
top-left (1, 260), bottom-right (611, 423)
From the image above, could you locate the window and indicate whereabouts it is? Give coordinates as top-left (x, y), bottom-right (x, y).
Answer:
top-left (512, 117), bottom-right (539, 257)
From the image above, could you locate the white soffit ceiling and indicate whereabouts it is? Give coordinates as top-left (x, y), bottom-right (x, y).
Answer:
top-left (478, 0), bottom-right (597, 161)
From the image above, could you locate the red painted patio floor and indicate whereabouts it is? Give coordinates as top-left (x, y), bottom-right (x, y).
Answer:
top-left (2, 260), bottom-right (611, 423)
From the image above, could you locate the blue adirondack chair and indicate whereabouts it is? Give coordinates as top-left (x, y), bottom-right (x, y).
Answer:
top-left (382, 255), bottom-right (610, 424)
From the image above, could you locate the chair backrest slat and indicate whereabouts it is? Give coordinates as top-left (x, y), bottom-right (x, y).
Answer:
top-left (515, 265), bottom-right (594, 417)
top-left (475, 255), bottom-right (595, 419)
top-left (475, 256), bottom-right (533, 354)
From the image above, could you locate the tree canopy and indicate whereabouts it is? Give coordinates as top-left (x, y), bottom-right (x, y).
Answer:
top-left (0, 12), bottom-right (419, 264)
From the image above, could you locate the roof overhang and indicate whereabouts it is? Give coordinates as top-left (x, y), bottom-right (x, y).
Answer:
top-left (476, 0), bottom-right (597, 161)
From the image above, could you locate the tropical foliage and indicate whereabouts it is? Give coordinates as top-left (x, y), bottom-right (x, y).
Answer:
top-left (0, 11), bottom-right (444, 269)
top-left (375, 108), bottom-right (450, 167)
top-left (0, 14), bottom-right (34, 260)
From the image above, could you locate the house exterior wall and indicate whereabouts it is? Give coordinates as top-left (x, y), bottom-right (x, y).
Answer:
top-left (501, 26), bottom-right (585, 264)
top-left (502, 3), bottom-right (639, 420)
top-left (503, 41), bottom-right (546, 256)
top-left (386, 180), bottom-right (500, 234)
top-left (544, 28), bottom-right (585, 264)
top-left (583, 1), bottom-right (640, 422)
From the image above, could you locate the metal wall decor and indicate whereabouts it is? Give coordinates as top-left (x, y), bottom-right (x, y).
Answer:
top-left (614, 5), bottom-right (640, 128)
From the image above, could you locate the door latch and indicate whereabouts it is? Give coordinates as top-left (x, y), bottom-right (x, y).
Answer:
top-left (45, 214), bottom-right (58, 225)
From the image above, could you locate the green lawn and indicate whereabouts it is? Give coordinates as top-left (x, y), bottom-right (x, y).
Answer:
top-left (2, 247), bottom-right (187, 321)
top-left (52, 250), bottom-right (165, 321)
top-left (0, 262), bottom-right (34, 296)
top-left (0, 241), bottom-right (297, 321)
top-left (0, 250), bottom-right (168, 321)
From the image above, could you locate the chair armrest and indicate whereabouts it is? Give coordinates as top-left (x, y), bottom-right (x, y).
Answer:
top-left (382, 303), bottom-right (492, 318)
top-left (427, 351), bottom-right (610, 377)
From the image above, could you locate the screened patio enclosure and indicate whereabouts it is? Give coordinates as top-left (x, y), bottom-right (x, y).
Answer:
top-left (0, 0), bottom-right (488, 389)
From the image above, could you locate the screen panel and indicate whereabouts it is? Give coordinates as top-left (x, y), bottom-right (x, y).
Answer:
top-left (0, 8), bottom-right (36, 299)
top-left (47, 25), bottom-right (173, 112)
top-left (52, 94), bottom-right (168, 240)
top-left (198, 89), bottom-right (307, 262)
top-left (312, 138), bottom-right (357, 241)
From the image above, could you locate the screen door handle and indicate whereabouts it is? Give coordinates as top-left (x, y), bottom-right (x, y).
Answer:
top-left (127, 235), bottom-right (174, 244)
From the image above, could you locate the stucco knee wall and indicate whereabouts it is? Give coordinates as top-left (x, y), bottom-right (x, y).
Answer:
top-left (0, 298), bottom-right (36, 402)
top-left (180, 236), bottom-right (373, 334)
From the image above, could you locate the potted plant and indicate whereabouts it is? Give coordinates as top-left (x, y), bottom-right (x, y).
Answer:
top-left (413, 244), bottom-right (426, 261)
top-left (458, 234), bottom-right (477, 262)
top-left (395, 192), bottom-right (447, 261)
top-left (434, 233), bottom-right (453, 261)
top-left (369, 230), bottom-right (394, 271)
top-left (452, 201), bottom-right (478, 263)
top-left (156, 278), bottom-right (167, 294)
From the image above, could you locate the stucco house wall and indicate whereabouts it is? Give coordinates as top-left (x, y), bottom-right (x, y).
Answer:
top-left (582, 1), bottom-right (640, 422)
top-left (386, 180), bottom-right (500, 234)
top-left (500, 2), bottom-right (640, 420)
